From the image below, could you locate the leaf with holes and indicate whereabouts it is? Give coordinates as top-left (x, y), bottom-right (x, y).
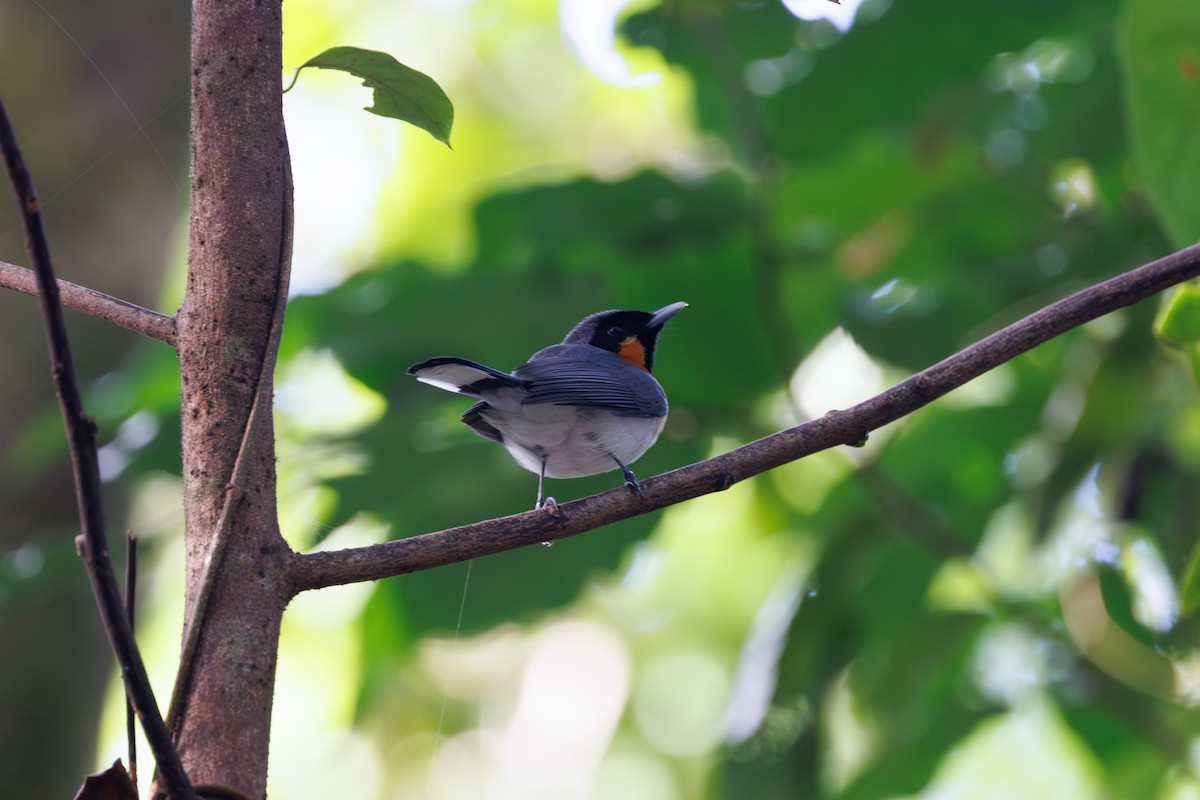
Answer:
top-left (289, 46), bottom-right (454, 146)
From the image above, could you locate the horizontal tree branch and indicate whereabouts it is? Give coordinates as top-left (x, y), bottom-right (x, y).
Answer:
top-left (288, 242), bottom-right (1200, 595)
top-left (0, 258), bottom-right (176, 345)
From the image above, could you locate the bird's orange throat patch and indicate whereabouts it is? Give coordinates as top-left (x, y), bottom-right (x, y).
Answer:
top-left (617, 335), bottom-right (649, 371)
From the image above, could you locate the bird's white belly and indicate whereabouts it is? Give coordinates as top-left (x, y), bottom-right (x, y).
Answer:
top-left (480, 405), bottom-right (666, 478)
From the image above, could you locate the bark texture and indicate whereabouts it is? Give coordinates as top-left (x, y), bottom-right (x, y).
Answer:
top-left (172, 0), bottom-right (292, 795)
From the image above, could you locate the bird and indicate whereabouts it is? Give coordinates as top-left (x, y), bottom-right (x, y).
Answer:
top-left (407, 302), bottom-right (687, 510)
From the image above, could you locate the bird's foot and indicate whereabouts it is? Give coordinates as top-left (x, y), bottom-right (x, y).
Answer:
top-left (612, 457), bottom-right (644, 500)
top-left (538, 496), bottom-right (560, 546)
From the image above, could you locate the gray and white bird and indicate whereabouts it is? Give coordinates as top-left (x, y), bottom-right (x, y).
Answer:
top-left (407, 302), bottom-right (687, 508)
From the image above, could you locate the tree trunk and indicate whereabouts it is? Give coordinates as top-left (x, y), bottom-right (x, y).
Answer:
top-left (170, 0), bottom-right (292, 795)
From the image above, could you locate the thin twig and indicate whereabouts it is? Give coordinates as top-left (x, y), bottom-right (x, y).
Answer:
top-left (165, 138), bottom-right (294, 736)
top-left (125, 532), bottom-right (139, 794)
top-left (0, 96), bottom-right (196, 799)
top-left (289, 242), bottom-right (1200, 593)
top-left (0, 259), bottom-right (176, 345)
top-left (162, 486), bottom-right (243, 736)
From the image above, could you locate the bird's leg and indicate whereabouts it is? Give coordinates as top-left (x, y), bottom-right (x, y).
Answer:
top-left (536, 457), bottom-right (559, 546)
top-left (535, 458), bottom-right (545, 508)
top-left (536, 456), bottom-right (559, 515)
top-left (610, 454), bottom-right (643, 497)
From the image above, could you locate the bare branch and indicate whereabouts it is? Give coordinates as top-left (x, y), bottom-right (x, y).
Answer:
top-left (0, 97), bottom-right (196, 798)
top-left (289, 242), bottom-right (1200, 594)
top-left (0, 259), bottom-right (176, 345)
top-left (124, 533), bottom-right (139, 789)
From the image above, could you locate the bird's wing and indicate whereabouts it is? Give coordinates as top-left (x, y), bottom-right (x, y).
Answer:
top-left (514, 345), bottom-right (667, 418)
top-left (407, 357), bottom-right (526, 397)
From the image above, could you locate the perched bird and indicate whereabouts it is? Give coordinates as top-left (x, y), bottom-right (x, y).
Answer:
top-left (408, 302), bottom-right (687, 509)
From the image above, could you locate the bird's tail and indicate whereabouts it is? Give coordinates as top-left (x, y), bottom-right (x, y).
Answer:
top-left (406, 357), bottom-right (526, 397)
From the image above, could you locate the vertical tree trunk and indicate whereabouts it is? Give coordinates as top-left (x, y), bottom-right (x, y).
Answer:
top-left (170, 0), bottom-right (292, 794)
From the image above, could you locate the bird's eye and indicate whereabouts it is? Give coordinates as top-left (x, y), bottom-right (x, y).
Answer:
top-left (607, 325), bottom-right (624, 338)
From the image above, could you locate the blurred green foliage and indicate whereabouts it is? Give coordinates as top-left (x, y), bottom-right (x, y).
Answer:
top-left (51, 0), bottom-right (1200, 797)
top-left (1124, 0), bottom-right (1200, 248)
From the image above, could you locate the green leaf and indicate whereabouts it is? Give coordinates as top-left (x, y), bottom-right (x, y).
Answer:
top-left (1155, 283), bottom-right (1200, 346)
top-left (1180, 537), bottom-right (1200, 617)
top-left (1123, 0), bottom-right (1200, 246)
top-left (289, 46), bottom-right (454, 146)
top-left (1154, 283), bottom-right (1200, 376)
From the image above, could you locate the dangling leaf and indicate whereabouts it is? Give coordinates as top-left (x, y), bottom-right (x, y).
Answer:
top-left (73, 760), bottom-right (137, 800)
top-left (288, 46), bottom-right (454, 146)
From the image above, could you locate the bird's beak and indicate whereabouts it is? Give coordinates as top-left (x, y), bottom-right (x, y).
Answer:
top-left (649, 301), bottom-right (688, 328)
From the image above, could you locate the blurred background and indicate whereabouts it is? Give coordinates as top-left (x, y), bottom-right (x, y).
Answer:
top-left (3, 0), bottom-right (1200, 797)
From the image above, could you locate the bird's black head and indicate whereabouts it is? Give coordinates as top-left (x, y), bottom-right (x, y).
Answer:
top-left (562, 301), bottom-right (687, 372)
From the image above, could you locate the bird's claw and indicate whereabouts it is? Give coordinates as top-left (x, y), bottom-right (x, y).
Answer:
top-left (538, 496), bottom-right (560, 546)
